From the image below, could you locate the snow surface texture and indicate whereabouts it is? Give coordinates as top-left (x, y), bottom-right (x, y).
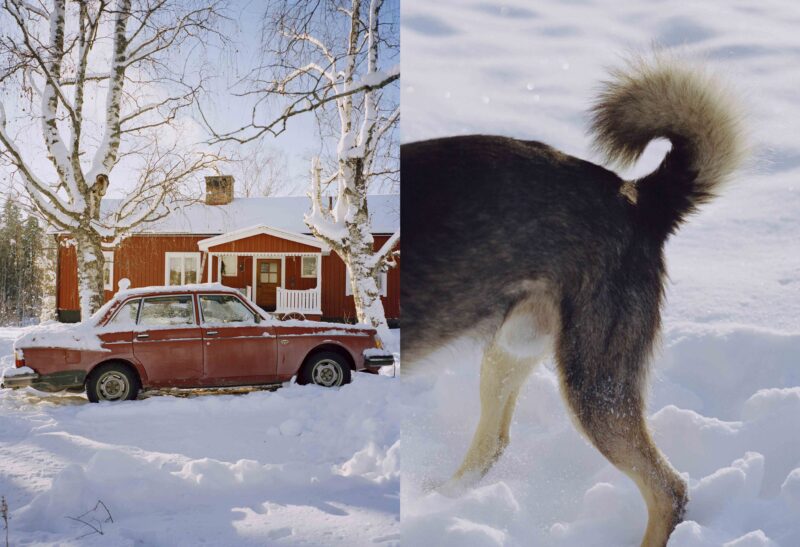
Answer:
top-left (0, 328), bottom-right (401, 546)
top-left (402, 0), bottom-right (800, 545)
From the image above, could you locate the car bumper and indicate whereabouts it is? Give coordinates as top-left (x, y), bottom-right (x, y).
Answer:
top-left (363, 351), bottom-right (395, 369)
top-left (1, 370), bottom-right (86, 392)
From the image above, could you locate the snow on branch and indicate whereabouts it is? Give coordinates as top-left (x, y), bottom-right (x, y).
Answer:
top-left (305, 157), bottom-right (348, 247)
top-left (370, 230), bottom-right (400, 274)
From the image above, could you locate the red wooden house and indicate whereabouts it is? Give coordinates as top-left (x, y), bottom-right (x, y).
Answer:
top-left (55, 176), bottom-right (400, 324)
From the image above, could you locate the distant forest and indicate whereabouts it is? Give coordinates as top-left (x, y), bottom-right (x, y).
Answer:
top-left (0, 199), bottom-right (45, 325)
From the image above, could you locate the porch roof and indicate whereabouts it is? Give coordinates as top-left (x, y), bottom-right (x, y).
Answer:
top-left (197, 224), bottom-right (330, 253)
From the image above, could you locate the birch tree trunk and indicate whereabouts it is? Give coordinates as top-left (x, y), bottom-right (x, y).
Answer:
top-left (74, 230), bottom-right (105, 317)
top-left (347, 235), bottom-right (390, 339)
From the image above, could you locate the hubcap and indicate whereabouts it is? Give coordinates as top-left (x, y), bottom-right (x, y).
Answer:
top-left (312, 360), bottom-right (342, 387)
top-left (97, 371), bottom-right (130, 401)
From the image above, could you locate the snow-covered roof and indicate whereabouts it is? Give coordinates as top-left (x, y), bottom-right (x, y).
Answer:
top-left (101, 194), bottom-right (399, 235)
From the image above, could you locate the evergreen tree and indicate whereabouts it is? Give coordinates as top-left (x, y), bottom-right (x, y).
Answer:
top-left (0, 199), bottom-right (44, 324)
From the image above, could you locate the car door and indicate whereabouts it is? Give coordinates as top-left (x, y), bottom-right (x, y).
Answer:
top-left (98, 297), bottom-right (140, 357)
top-left (132, 294), bottom-right (204, 387)
top-left (198, 293), bottom-right (278, 386)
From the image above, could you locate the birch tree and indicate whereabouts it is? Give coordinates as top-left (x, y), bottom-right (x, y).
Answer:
top-left (208, 0), bottom-right (399, 339)
top-left (0, 0), bottom-right (222, 318)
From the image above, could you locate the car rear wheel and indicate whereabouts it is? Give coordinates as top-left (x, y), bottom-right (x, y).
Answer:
top-left (299, 351), bottom-right (351, 387)
top-left (86, 363), bottom-right (140, 403)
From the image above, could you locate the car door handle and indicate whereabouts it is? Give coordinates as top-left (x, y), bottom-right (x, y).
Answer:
top-left (206, 331), bottom-right (218, 336)
top-left (136, 333), bottom-right (149, 339)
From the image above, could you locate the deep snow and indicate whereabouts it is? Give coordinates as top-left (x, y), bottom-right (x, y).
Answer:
top-left (401, 0), bottom-right (800, 545)
top-left (0, 328), bottom-right (400, 546)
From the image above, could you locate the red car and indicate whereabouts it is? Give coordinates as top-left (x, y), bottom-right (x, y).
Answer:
top-left (3, 285), bottom-right (393, 402)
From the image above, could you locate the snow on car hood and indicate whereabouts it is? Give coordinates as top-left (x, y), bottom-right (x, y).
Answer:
top-left (13, 321), bottom-right (107, 352)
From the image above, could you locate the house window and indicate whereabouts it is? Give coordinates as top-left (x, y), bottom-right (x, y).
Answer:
top-left (345, 266), bottom-right (387, 297)
top-left (103, 251), bottom-right (114, 291)
top-left (165, 252), bottom-right (201, 286)
top-left (301, 256), bottom-right (318, 278)
top-left (259, 261), bottom-right (279, 283)
top-left (221, 255), bottom-right (237, 277)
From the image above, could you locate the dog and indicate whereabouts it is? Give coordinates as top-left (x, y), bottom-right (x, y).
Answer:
top-left (401, 56), bottom-right (745, 546)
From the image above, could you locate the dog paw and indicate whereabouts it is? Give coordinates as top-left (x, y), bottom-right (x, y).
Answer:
top-left (435, 472), bottom-right (481, 497)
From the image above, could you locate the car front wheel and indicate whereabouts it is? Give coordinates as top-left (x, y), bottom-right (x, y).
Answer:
top-left (86, 363), bottom-right (140, 403)
top-left (299, 352), bottom-right (351, 387)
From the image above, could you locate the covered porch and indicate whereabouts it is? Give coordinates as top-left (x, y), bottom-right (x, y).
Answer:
top-left (198, 225), bottom-right (330, 317)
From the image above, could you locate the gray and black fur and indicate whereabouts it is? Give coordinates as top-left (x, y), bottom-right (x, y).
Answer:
top-left (401, 56), bottom-right (744, 546)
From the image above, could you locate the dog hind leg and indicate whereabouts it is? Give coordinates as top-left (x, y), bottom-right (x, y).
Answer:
top-left (557, 306), bottom-right (687, 547)
top-left (565, 393), bottom-right (686, 546)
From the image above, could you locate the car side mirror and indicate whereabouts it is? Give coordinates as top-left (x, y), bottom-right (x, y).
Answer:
top-left (254, 314), bottom-right (261, 324)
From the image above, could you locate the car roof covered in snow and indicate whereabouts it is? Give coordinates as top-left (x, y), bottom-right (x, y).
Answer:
top-left (100, 194), bottom-right (399, 235)
top-left (88, 283), bottom-right (243, 324)
top-left (112, 283), bottom-right (239, 299)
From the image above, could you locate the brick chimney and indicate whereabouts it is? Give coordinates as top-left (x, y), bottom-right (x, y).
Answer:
top-left (205, 175), bottom-right (234, 205)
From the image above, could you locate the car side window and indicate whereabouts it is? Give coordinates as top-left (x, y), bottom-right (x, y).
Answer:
top-left (106, 299), bottom-right (140, 328)
top-left (199, 294), bottom-right (257, 325)
top-left (138, 295), bottom-right (195, 327)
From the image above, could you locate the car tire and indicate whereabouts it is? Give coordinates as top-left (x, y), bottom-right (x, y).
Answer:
top-left (86, 363), bottom-right (140, 403)
top-left (299, 351), bottom-right (351, 387)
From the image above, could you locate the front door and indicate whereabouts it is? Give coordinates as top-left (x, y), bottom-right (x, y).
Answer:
top-left (256, 259), bottom-right (281, 310)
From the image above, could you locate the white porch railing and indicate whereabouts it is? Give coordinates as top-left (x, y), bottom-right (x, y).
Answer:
top-left (276, 288), bottom-right (321, 315)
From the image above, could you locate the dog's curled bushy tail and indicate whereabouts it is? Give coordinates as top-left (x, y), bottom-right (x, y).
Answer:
top-left (590, 56), bottom-right (746, 239)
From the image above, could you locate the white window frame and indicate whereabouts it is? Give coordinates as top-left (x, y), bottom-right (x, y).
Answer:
top-left (220, 255), bottom-right (238, 277)
top-left (345, 266), bottom-right (387, 298)
top-left (301, 256), bottom-right (318, 278)
top-left (103, 251), bottom-right (114, 291)
top-left (164, 252), bottom-right (202, 286)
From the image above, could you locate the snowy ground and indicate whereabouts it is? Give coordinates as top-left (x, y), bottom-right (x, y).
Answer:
top-left (402, 0), bottom-right (800, 545)
top-left (0, 328), bottom-right (400, 546)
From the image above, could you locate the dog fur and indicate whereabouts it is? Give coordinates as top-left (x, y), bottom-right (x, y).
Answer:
top-left (400, 56), bottom-right (745, 546)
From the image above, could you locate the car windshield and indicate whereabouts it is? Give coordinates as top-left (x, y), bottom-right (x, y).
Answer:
top-left (199, 294), bottom-right (256, 324)
top-left (138, 295), bottom-right (195, 327)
